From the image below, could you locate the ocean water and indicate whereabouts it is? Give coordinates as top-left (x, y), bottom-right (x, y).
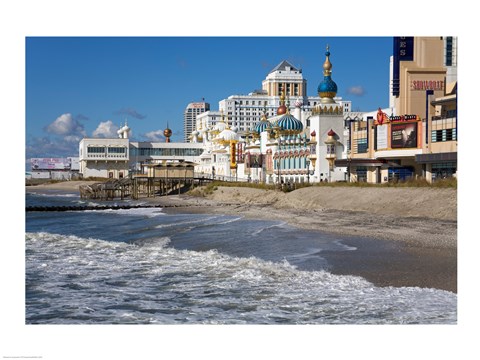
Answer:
top-left (25, 190), bottom-right (457, 324)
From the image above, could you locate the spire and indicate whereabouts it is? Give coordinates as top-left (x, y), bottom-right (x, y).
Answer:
top-left (277, 90), bottom-right (287, 115)
top-left (317, 44), bottom-right (338, 104)
top-left (323, 44), bottom-right (332, 77)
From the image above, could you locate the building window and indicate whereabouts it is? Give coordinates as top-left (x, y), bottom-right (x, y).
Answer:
top-left (445, 37), bottom-right (453, 66)
top-left (356, 166), bottom-right (367, 182)
top-left (87, 146), bottom-right (106, 154)
top-left (432, 128), bottom-right (456, 142)
top-left (446, 109), bottom-right (457, 118)
top-left (389, 167), bottom-right (414, 181)
top-left (356, 138), bottom-right (368, 153)
top-left (108, 147), bottom-right (126, 154)
top-left (431, 162), bottom-right (456, 181)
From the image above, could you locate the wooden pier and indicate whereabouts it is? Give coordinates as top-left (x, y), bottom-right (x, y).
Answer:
top-left (79, 161), bottom-right (211, 200)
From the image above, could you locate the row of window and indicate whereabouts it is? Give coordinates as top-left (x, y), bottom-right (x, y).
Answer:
top-left (130, 148), bottom-right (203, 157)
top-left (431, 128), bottom-right (456, 142)
top-left (355, 138), bottom-right (368, 153)
top-left (87, 147), bottom-right (126, 154)
top-left (432, 162), bottom-right (456, 180)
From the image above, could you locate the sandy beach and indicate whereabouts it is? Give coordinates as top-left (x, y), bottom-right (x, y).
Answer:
top-left (26, 181), bottom-right (457, 292)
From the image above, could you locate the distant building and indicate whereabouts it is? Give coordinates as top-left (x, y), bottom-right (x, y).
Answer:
top-left (79, 122), bottom-right (203, 179)
top-left (184, 102), bottom-right (210, 142)
top-left (193, 60), bottom-right (351, 139)
top-left (195, 46), bottom-right (348, 184)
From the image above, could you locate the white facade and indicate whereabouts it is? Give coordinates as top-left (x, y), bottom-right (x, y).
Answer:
top-left (79, 137), bottom-right (130, 179)
top-left (193, 60), bottom-right (351, 139)
top-left (184, 102), bottom-right (210, 142)
top-left (79, 135), bottom-right (204, 179)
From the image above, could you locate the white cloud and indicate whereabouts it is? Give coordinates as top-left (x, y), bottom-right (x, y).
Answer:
top-left (143, 129), bottom-right (165, 142)
top-left (26, 136), bottom-right (78, 159)
top-left (45, 113), bottom-right (86, 136)
top-left (346, 86), bottom-right (367, 96)
top-left (92, 120), bottom-right (119, 138)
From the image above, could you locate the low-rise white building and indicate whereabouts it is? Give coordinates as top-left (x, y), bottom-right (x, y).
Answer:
top-left (79, 123), bottom-right (204, 179)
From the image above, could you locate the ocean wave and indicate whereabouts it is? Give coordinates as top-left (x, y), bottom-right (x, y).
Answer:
top-left (25, 231), bottom-right (457, 324)
top-left (80, 207), bottom-right (165, 217)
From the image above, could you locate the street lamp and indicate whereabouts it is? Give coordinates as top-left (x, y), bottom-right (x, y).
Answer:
top-left (347, 150), bottom-right (351, 182)
top-left (277, 157), bottom-right (281, 188)
top-left (306, 159), bottom-right (310, 183)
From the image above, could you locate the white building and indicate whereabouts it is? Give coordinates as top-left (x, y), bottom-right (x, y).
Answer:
top-left (193, 60), bottom-right (351, 139)
top-left (184, 101), bottom-right (210, 142)
top-left (195, 46), bottom-right (350, 184)
top-left (79, 123), bottom-right (204, 179)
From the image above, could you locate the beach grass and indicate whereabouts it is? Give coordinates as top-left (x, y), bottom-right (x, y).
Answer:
top-left (190, 177), bottom-right (457, 196)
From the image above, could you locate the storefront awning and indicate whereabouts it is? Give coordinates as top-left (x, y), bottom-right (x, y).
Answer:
top-left (335, 158), bottom-right (384, 167)
top-left (415, 152), bottom-right (457, 164)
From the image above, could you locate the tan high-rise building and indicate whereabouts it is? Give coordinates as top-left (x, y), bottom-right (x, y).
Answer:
top-left (338, 36), bottom-right (458, 184)
top-left (390, 37), bottom-right (447, 119)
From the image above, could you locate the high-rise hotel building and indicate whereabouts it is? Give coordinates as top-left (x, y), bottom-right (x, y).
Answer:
top-left (184, 101), bottom-right (210, 142)
top-left (193, 60), bottom-right (351, 138)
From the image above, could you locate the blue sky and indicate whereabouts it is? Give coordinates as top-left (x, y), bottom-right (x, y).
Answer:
top-left (26, 36), bottom-right (393, 160)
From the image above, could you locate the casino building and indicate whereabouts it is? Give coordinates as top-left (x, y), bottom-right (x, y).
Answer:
top-left (336, 36), bottom-right (457, 183)
top-left (193, 59), bottom-right (351, 139)
top-left (78, 37), bottom-right (457, 184)
top-left (195, 45), bottom-right (348, 184)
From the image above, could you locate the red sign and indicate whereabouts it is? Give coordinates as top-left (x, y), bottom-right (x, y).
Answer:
top-left (411, 80), bottom-right (444, 91)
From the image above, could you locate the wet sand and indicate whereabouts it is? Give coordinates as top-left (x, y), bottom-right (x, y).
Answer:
top-left (141, 189), bottom-right (457, 293)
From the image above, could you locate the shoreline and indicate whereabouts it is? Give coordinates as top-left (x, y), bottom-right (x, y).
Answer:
top-left (25, 182), bottom-right (457, 293)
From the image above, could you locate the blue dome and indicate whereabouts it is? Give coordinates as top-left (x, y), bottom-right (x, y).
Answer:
top-left (254, 119), bottom-right (272, 134)
top-left (277, 113), bottom-right (303, 133)
top-left (317, 76), bottom-right (338, 94)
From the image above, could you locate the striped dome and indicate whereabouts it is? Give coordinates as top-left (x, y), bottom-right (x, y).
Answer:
top-left (277, 113), bottom-right (303, 134)
top-left (254, 119), bottom-right (272, 135)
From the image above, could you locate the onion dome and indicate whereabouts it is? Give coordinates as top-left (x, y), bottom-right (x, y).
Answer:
top-left (311, 130), bottom-right (316, 137)
top-left (164, 126), bottom-right (172, 143)
top-left (327, 129), bottom-right (336, 137)
top-left (317, 45), bottom-right (338, 104)
top-left (294, 99), bottom-right (303, 108)
top-left (254, 113), bottom-right (273, 135)
top-left (277, 91), bottom-right (287, 115)
top-left (217, 128), bottom-right (239, 142)
top-left (277, 111), bottom-right (303, 135)
top-left (213, 119), bottom-right (227, 132)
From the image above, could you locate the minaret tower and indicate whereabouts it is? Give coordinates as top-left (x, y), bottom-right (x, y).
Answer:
top-left (317, 45), bottom-right (338, 104)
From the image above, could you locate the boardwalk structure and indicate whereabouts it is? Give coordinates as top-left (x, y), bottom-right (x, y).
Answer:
top-left (79, 161), bottom-right (206, 200)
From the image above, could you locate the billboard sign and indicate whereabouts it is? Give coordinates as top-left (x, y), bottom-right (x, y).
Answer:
top-left (376, 124), bottom-right (388, 150)
top-left (391, 122), bottom-right (418, 148)
top-left (31, 158), bottom-right (72, 170)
